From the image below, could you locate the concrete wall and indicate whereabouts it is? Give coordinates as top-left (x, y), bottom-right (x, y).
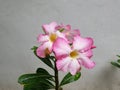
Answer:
top-left (0, 0), bottom-right (120, 90)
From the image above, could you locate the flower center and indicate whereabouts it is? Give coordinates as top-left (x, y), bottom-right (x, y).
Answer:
top-left (45, 48), bottom-right (50, 56)
top-left (50, 33), bottom-right (57, 42)
top-left (70, 50), bottom-right (79, 58)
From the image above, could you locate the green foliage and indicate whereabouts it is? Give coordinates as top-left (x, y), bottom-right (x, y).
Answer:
top-left (18, 73), bottom-right (54, 90)
top-left (23, 82), bottom-right (53, 90)
top-left (36, 68), bottom-right (54, 81)
top-left (36, 68), bottom-right (50, 75)
top-left (18, 73), bottom-right (54, 84)
top-left (31, 46), bottom-right (54, 69)
top-left (24, 84), bottom-right (45, 90)
top-left (18, 46), bottom-right (56, 90)
top-left (117, 59), bottom-right (120, 63)
top-left (60, 72), bottom-right (81, 86)
top-left (18, 46), bottom-right (82, 90)
top-left (111, 62), bottom-right (120, 68)
top-left (111, 54), bottom-right (120, 68)
top-left (117, 55), bottom-right (120, 58)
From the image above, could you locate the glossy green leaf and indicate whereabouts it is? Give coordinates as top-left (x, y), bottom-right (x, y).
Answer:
top-left (31, 46), bottom-right (54, 69)
top-left (41, 57), bottom-right (54, 69)
top-left (117, 59), bottom-right (120, 63)
top-left (24, 84), bottom-right (45, 90)
top-left (36, 68), bottom-right (50, 75)
top-left (24, 82), bottom-right (54, 90)
top-left (111, 62), bottom-right (120, 68)
top-left (31, 46), bottom-right (38, 51)
top-left (18, 73), bottom-right (54, 85)
top-left (36, 68), bottom-right (54, 81)
top-left (117, 55), bottom-right (120, 58)
top-left (60, 72), bottom-right (81, 86)
top-left (49, 56), bottom-right (55, 61)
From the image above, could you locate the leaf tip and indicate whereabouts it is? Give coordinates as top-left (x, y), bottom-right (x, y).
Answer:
top-left (31, 46), bottom-right (38, 50)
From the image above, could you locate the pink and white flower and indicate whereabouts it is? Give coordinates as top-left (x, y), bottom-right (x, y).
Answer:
top-left (36, 22), bottom-right (67, 58)
top-left (53, 36), bottom-right (95, 75)
top-left (56, 24), bottom-right (80, 43)
top-left (55, 24), bottom-right (71, 31)
top-left (63, 29), bottom-right (80, 43)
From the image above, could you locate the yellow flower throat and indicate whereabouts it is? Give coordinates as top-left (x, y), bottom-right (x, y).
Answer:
top-left (50, 33), bottom-right (57, 42)
top-left (70, 50), bottom-right (79, 58)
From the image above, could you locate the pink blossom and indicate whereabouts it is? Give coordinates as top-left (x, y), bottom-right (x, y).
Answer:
top-left (55, 24), bottom-right (71, 31)
top-left (36, 22), bottom-right (67, 58)
top-left (56, 24), bottom-right (80, 43)
top-left (63, 29), bottom-right (80, 43)
top-left (53, 36), bottom-right (95, 75)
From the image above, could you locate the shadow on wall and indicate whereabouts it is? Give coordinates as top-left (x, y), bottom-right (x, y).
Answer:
top-left (93, 64), bottom-right (120, 90)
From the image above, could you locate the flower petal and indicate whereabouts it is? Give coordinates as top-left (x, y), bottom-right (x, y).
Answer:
top-left (56, 57), bottom-right (71, 72)
top-left (64, 29), bottom-right (80, 43)
top-left (82, 50), bottom-right (93, 58)
top-left (73, 36), bottom-right (93, 51)
top-left (80, 55), bottom-right (95, 69)
top-left (65, 25), bottom-right (71, 30)
top-left (70, 29), bottom-right (80, 36)
top-left (91, 45), bottom-right (96, 49)
top-left (42, 22), bottom-right (57, 34)
top-left (36, 42), bottom-right (52, 58)
top-left (55, 31), bottom-right (68, 41)
top-left (55, 24), bottom-right (71, 31)
top-left (69, 60), bottom-right (81, 75)
top-left (37, 34), bottom-right (49, 43)
top-left (53, 38), bottom-right (71, 59)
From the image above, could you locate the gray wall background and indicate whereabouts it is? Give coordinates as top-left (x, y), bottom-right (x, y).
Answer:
top-left (0, 0), bottom-right (120, 90)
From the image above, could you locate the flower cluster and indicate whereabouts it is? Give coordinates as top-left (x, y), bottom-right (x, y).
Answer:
top-left (36, 22), bottom-right (95, 75)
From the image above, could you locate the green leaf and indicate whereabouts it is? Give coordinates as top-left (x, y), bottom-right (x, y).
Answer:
top-left (117, 55), bottom-right (120, 58)
top-left (18, 73), bottom-right (54, 90)
top-left (36, 68), bottom-right (54, 81)
top-left (49, 56), bottom-right (55, 62)
top-left (111, 62), bottom-right (120, 68)
top-left (24, 84), bottom-right (45, 90)
top-left (31, 46), bottom-right (54, 69)
top-left (60, 72), bottom-right (81, 86)
top-left (117, 59), bottom-right (120, 63)
top-left (40, 57), bottom-right (54, 69)
top-left (24, 82), bottom-right (54, 90)
top-left (31, 46), bottom-right (38, 51)
top-left (18, 73), bottom-right (54, 85)
top-left (36, 68), bottom-right (50, 75)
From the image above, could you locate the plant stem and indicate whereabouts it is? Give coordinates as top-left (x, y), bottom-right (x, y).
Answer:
top-left (55, 61), bottom-right (59, 90)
